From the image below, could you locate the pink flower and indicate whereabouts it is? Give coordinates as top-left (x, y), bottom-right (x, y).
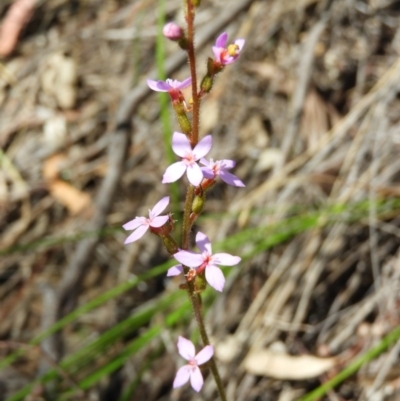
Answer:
top-left (162, 132), bottom-right (212, 186)
top-left (200, 158), bottom-right (245, 187)
top-left (123, 197), bottom-right (169, 244)
top-left (173, 336), bottom-right (214, 392)
top-left (212, 32), bottom-right (245, 65)
top-left (171, 231), bottom-right (241, 292)
top-left (147, 77), bottom-right (191, 93)
top-left (163, 22), bottom-right (183, 41)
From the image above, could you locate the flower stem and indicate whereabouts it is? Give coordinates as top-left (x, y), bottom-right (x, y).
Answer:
top-left (181, 185), bottom-right (194, 250)
top-left (181, 4), bottom-right (226, 400)
top-left (189, 292), bottom-right (227, 401)
top-left (186, 0), bottom-right (200, 146)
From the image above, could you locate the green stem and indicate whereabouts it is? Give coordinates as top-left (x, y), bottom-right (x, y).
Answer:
top-left (181, 186), bottom-right (194, 250)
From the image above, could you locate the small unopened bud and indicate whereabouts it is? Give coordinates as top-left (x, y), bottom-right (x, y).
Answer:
top-left (194, 274), bottom-right (207, 293)
top-left (162, 234), bottom-right (179, 255)
top-left (173, 102), bottom-right (192, 136)
top-left (163, 22), bottom-right (184, 41)
top-left (200, 75), bottom-right (213, 94)
top-left (192, 194), bottom-right (205, 214)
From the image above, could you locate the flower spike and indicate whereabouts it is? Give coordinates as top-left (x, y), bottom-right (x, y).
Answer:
top-left (173, 336), bottom-right (214, 392)
top-left (123, 197), bottom-right (169, 244)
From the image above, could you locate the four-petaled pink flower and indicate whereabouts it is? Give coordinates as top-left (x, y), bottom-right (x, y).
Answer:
top-left (163, 132), bottom-right (212, 186)
top-left (147, 77), bottom-right (191, 93)
top-left (170, 231), bottom-right (241, 292)
top-left (212, 32), bottom-right (245, 65)
top-left (123, 196), bottom-right (169, 244)
top-left (173, 336), bottom-right (214, 392)
top-left (200, 158), bottom-right (245, 187)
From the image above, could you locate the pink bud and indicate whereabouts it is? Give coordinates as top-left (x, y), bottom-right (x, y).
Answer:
top-left (163, 22), bottom-right (183, 41)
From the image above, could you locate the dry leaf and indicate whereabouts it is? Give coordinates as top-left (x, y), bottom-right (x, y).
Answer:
top-left (244, 349), bottom-right (337, 380)
top-left (42, 154), bottom-right (91, 215)
top-left (42, 153), bottom-right (68, 181)
top-left (48, 180), bottom-right (91, 215)
top-left (0, 0), bottom-right (37, 57)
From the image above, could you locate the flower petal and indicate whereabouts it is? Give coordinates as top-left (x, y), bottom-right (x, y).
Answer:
top-left (157, 81), bottom-right (173, 91)
top-left (173, 365), bottom-right (191, 389)
top-left (167, 264), bottom-right (184, 276)
top-left (199, 158), bottom-right (210, 167)
top-left (213, 253), bottom-right (241, 266)
top-left (172, 132), bottom-right (192, 158)
top-left (177, 336), bottom-right (195, 360)
top-left (195, 345), bottom-right (214, 365)
top-left (122, 217), bottom-right (145, 231)
top-left (150, 196), bottom-right (170, 218)
top-left (147, 79), bottom-right (169, 92)
top-left (235, 38), bottom-right (245, 51)
top-left (195, 231), bottom-right (212, 254)
top-left (222, 58), bottom-right (234, 65)
top-left (201, 167), bottom-right (215, 179)
top-left (190, 367), bottom-right (204, 392)
top-left (124, 224), bottom-right (149, 244)
top-left (220, 170), bottom-right (245, 187)
top-left (205, 265), bottom-right (225, 292)
top-left (162, 161), bottom-right (187, 183)
top-left (193, 135), bottom-right (212, 160)
top-left (220, 159), bottom-right (236, 169)
top-left (186, 163), bottom-right (204, 186)
top-left (215, 32), bottom-right (228, 48)
top-left (147, 79), bottom-right (163, 92)
top-left (150, 215), bottom-right (169, 228)
top-left (173, 250), bottom-right (204, 268)
top-left (176, 77), bottom-right (192, 89)
top-left (212, 46), bottom-right (224, 62)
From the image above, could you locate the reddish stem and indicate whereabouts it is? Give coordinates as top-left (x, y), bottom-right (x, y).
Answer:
top-left (185, 1), bottom-right (200, 146)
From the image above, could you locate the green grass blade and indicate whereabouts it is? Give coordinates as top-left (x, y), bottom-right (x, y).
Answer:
top-left (5, 293), bottom-right (190, 401)
top-left (0, 261), bottom-right (173, 371)
top-left (156, 0), bottom-right (180, 214)
top-left (300, 324), bottom-right (400, 401)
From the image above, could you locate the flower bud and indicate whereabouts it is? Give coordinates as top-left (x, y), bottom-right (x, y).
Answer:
top-left (173, 101), bottom-right (192, 136)
top-left (163, 22), bottom-right (184, 41)
top-left (192, 194), bottom-right (205, 214)
top-left (200, 75), bottom-right (213, 95)
top-left (194, 273), bottom-right (207, 293)
top-left (162, 234), bottom-right (179, 255)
